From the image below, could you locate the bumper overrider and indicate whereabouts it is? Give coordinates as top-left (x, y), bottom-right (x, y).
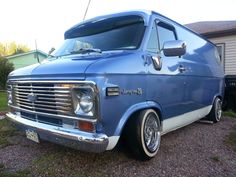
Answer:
top-left (6, 112), bottom-right (109, 153)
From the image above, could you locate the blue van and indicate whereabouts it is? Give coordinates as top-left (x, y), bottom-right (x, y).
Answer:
top-left (6, 10), bottom-right (224, 160)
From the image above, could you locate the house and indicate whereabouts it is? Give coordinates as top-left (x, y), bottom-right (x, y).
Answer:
top-left (186, 21), bottom-right (236, 110)
top-left (186, 21), bottom-right (236, 76)
top-left (6, 50), bottom-right (48, 70)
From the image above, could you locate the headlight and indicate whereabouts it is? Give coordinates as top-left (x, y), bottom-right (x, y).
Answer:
top-left (79, 95), bottom-right (93, 113)
top-left (72, 86), bottom-right (96, 117)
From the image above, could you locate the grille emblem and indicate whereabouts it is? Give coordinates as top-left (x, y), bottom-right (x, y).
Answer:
top-left (27, 93), bottom-right (37, 102)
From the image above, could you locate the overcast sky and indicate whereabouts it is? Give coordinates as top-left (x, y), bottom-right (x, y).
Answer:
top-left (1, 0), bottom-right (235, 53)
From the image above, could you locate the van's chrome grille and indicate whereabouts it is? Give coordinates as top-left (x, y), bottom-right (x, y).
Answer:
top-left (12, 83), bottom-right (73, 116)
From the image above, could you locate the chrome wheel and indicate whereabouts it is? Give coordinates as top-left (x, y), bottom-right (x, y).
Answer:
top-left (126, 109), bottom-right (161, 160)
top-left (215, 98), bottom-right (222, 121)
top-left (206, 97), bottom-right (223, 123)
top-left (143, 112), bottom-right (161, 153)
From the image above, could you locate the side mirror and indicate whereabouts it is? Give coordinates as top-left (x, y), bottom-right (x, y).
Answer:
top-left (152, 56), bottom-right (162, 71)
top-left (163, 40), bottom-right (186, 57)
top-left (48, 47), bottom-right (55, 55)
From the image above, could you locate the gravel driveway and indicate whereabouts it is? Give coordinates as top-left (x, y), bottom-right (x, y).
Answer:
top-left (0, 116), bottom-right (236, 177)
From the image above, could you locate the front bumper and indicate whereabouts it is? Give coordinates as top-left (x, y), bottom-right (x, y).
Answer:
top-left (6, 112), bottom-right (109, 153)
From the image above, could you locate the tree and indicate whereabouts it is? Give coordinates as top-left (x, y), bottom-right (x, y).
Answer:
top-left (0, 42), bottom-right (30, 57)
top-left (0, 56), bottom-right (14, 89)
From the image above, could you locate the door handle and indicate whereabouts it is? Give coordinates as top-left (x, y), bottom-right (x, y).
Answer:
top-left (178, 65), bottom-right (186, 73)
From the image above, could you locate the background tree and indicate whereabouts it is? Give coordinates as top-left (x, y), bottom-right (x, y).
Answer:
top-left (0, 42), bottom-right (30, 57)
top-left (0, 56), bottom-right (14, 89)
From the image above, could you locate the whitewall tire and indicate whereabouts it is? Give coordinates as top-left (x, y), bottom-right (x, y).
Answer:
top-left (125, 109), bottom-right (161, 160)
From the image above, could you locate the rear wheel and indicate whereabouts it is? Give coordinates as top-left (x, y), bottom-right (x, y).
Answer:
top-left (207, 97), bottom-right (222, 123)
top-left (125, 109), bottom-right (161, 160)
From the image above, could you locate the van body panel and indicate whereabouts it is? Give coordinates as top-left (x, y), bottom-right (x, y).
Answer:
top-left (6, 10), bottom-right (224, 153)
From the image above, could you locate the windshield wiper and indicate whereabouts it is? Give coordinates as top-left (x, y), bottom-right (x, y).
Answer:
top-left (70, 48), bottom-right (102, 55)
top-left (48, 54), bottom-right (56, 58)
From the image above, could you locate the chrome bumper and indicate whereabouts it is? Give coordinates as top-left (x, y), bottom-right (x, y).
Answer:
top-left (6, 112), bottom-right (109, 153)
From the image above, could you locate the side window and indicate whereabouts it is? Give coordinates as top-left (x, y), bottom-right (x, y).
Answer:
top-left (216, 43), bottom-right (225, 69)
top-left (146, 23), bottom-right (159, 53)
top-left (216, 43), bottom-right (225, 70)
top-left (157, 22), bottom-right (176, 49)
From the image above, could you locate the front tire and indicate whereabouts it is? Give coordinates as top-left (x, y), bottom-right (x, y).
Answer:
top-left (126, 109), bottom-right (161, 160)
top-left (207, 97), bottom-right (222, 123)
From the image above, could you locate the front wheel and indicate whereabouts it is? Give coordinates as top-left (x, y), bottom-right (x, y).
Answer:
top-left (207, 97), bottom-right (222, 123)
top-left (125, 109), bottom-right (161, 160)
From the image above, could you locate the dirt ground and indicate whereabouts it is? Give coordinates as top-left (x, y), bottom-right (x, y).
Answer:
top-left (0, 116), bottom-right (236, 177)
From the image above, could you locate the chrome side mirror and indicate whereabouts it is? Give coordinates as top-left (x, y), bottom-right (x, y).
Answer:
top-left (163, 40), bottom-right (186, 57)
top-left (152, 56), bottom-right (162, 71)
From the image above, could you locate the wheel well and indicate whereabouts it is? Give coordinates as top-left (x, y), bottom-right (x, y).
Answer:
top-left (120, 107), bottom-right (162, 139)
top-left (212, 95), bottom-right (223, 105)
top-left (217, 95), bottom-right (223, 101)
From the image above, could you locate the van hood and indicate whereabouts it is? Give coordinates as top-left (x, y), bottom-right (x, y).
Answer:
top-left (8, 51), bottom-right (131, 80)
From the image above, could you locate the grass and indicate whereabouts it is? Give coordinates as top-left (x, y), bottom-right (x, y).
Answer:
top-left (33, 152), bottom-right (63, 176)
top-left (0, 119), bottom-right (18, 148)
top-left (211, 156), bottom-right (220, 162)
top-left (33, 151), bottom-right (82, 177)
top-left (0, 163), bottom-right (4, 171)
top-left (0, 170), bottom-right (30, 177)
top-left (223, 110), bottom-right (236, 152)
top-left (33, 149), bottom-right (105, 177)
top-left (223, 111), bottom-right (236, 118)
top-left (224, 124), bottom-right (236, 152)
top-left (0, 91), bottom-right (8, 112)
top-left (1, 163), bottom-right (30, 177)
top-left (0, 120), bottom-right (29, 176)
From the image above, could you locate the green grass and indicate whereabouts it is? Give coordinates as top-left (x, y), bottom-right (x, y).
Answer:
top-left (0, 91), bottom-right (8, 112)
top-left (224, 124), bottom-right (236, 152)
top-left (0, 163), bottom-right (4, 171)
top-left (210, 156), bottom-right (220, 162)
top-left (33, 150), bottom-right (105, 177)
top-left (33, 151), bottom-right (81, 177)
top-left (1, 163), bottom-right (30, 177)
top-left (0, 121), bottom-right (29, 176)
top-left (33, 152), bottom-right (62, 176)
top-left (223, 111), bottom-right (236, 118)
top-left (0, 119), bottom-right (18, 148)
top-left (223, 111), bottom-right (236, 152)
top-left (0, 170), bottom-right (30, 177)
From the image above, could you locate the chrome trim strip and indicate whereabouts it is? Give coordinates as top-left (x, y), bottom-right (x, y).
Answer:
top-left (15, 92), bottom-right (70, 97)
top-left (14, 104), bottom-right (71, 114)
top-left (15, 101), bottom-right (71, 111)
top-left (9, 80), bottom-right (96, 85)
top-left (14, 88), bottom-right (70, 94)
top-left (6, 112), bottom-right (108, 153)
top-left (15, 98), bottom-right (71, 106)
top-left (15, 95), bottom-right (70, 102)
top-left (9, 105), bottom-right (97, 123)
top-left (14, 86), bottom-right (71, 89)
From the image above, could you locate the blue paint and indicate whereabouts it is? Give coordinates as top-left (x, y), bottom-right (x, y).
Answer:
top-left (8, 10), bottom-right (224, 139)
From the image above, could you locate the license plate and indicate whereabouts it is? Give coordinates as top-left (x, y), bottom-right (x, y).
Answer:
top-left (25, 129), bottom-right (40, 143)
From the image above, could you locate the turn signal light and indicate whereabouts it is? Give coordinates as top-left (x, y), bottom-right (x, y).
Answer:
top-left (78, 120), bottom-right (94, 132)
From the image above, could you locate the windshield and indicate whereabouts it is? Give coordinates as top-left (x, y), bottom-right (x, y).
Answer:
top-left (53, 15), bottom-right (145, 57)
